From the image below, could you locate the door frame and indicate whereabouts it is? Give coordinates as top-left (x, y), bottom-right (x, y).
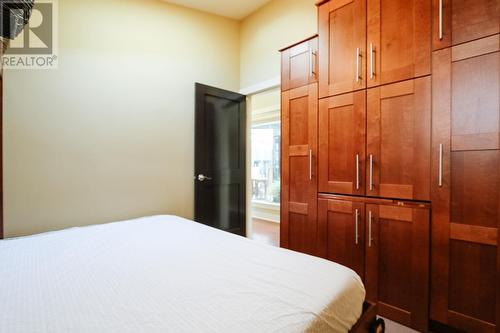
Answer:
top-left (241, 81), bottom-right (280, 237)
top-left (0, 41), bottom-right (5, 239)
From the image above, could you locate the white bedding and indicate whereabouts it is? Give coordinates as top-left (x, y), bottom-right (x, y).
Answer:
top-left (0, 215), bottom-right (365, 333)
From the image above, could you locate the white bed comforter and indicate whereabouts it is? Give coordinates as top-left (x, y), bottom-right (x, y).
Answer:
top-left (0, 215), bottom-right (365, 333)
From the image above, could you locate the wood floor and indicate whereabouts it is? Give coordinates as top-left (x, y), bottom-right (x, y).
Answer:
top-left (250, 218), bottom-right (279, 246)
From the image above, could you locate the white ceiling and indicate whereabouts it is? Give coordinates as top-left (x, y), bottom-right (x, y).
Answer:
top-left (162, 0), bottom-right (273, 20)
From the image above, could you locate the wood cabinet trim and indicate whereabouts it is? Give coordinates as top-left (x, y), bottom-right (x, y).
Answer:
top-left (289, 202), bottom-right (309, 215)
top-left (451, 132), bottom-right (499, 151)
top-left (326, 199), bottom-right (353, 213)
top-left (378, 302), bottom-right (412, 327)
top-left (450, 223), bottom-right (498, 247)
top-left (328, 92), bottom-right (354, 108)
top-left (379, 79), bottom-right (415, 99)
top-left (289, 85), bottom-right (309, 99)
top-left (289, 145), bottom-right (310, 157)
top-left (451, 34), bottom-right (500, 62)
top-left (378, 205), bottom-right (413, 222)
top-left (279, 35), bottom-right (319, 52)
top-left (317, 193), bottom-right (431, 209)
top-left (447, 310), bottom-right (496, 333)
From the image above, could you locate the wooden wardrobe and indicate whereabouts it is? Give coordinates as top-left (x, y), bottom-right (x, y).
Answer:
top-left (280, 0), bottom-right (500, 332)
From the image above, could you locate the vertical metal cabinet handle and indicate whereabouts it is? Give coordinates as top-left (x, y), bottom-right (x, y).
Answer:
top-left (356, 48), bottom-right (361, 82)
top-left (368, 211), bottom-right (373, 248)
top-left (309, 149), bottom-right (313, 180)
top-left (355, 209), bottom-right (359, 245)
top-left (309, 48), bottom-right (314, 77)
top-left (369, 43), bottom-right (374, 80)
top-left (438, 143), bottom-right (443, 187)
top-left (313, 51), bottom-right (317, 75)
top-left (439, 0), bottom-right (443, 40)
top-left (309, 48), bottom-right (317, 77)
top-left (369, 154), bottom-right (373, 191)
top-left (356, 154), bottom-right (360, 190)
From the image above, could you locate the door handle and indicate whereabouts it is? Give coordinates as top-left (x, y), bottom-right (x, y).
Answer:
top-left (369, 43), bottom-right (375, 80)
top-left (368, 211), bottom-right (373, 247)
top-left (438, 143), bottom-right (443, 187)
top-left (438, 0), bottom-right (443, 40)
top-left (369, 154), bottom-right (374, 191)
top-left (356, 48), bottom-right (361, 83)
top-left (197, 174), bottom-right (212, 182)
top-left (309, 149), bottom-right (313, 180)
top-left (356, 154), bottom-right (360, 190)
top-left (355, 209), bottom-right (359, 245)
top-left (309, 48), bottom-right (317, 77)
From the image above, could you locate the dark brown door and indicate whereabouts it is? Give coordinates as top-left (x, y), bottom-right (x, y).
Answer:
top-left (433, 0), bottom-right (499, 51)
top-left (281, 83), bottom-right (318, 255)
top-left (318, 198), bottom-right (365, 278)
top-left (281, 37), bottom-right (318, 91)
top-left (195, 83), bottom-right (246, 236)
top-left (319, 90), bottom-right (366, 195)
top-left (366, 76), bottom-right (431, 201)
top-left (367, 0), bottom-right (431, 87)
top-left (431, 35), bottom-right (500, 333)
top-left (365, 203), bottom-right (430, 332)
top-left (318, 0), bottom-right (366, 98)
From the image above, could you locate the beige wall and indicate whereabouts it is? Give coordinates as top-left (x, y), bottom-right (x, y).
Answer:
top-left (4, 0), bottom-right (240, 237)
top-left (240, 0), bottom-right (317, 90)
top-left (3, 0), bottom-right (318, 238)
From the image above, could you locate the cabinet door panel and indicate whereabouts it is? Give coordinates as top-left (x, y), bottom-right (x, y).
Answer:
top-left (281, 84), bottom-right (318, 255)
top-left (365, 204), bottom-right (429, 332)
top-left (318, 0), bottom-right (366, 98)
top-left (367, 0), bottom-right (431, 87)
top-left (366, 77), bottom-right (431, 201)
top-left (431, 36), bottom-right (500, 333)
top-left (318, 198), bottom-right (365, 278)
top-left (281, 37), bottom-right (318, 91)
top-left (433, 0), bottom-right (500, 50)
top-left (319, 91), bottom-right (366, 195)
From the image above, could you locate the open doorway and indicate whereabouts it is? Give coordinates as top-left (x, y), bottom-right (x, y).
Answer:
top-left (248, 87), bottom-right (280, 246)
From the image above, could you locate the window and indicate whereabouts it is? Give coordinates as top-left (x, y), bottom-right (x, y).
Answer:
top-left (251, 122), bottom-right (280, 204)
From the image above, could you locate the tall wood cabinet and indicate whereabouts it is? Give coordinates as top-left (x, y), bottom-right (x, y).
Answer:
top-left (280, 37), bottom-right (319, 255)
top-left (319, 90), bottom-right (366, 196)
top-left (281, 0), bottom-right (499, 331)
top-left (281, 37), bottom-right (318, 91)
top-left (366, 77), bottom-right (431, 201)
top-left (318, 0), bottom-right (367, 97)
top-left (364, 201), bottom-right (429, 332)
top-left (319, 0), bottom-right (431, 98)
top-left (318, 195), bottom-right (430, 332)
top-left (432, 0), bottom-right (500, 50)
top-left (366, 0), bottom-right (431, 88)
top-left (318, 197), bottom-right (365, 277)
top-left (431, 34), bottom-right (500, 333)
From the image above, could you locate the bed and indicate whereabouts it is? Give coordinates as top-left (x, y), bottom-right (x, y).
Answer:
top-left (0, 215), bottom-right (380, 333)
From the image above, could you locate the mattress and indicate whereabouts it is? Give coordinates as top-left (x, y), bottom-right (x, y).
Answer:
top-left (0, 215), bottom-right (365, 333)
